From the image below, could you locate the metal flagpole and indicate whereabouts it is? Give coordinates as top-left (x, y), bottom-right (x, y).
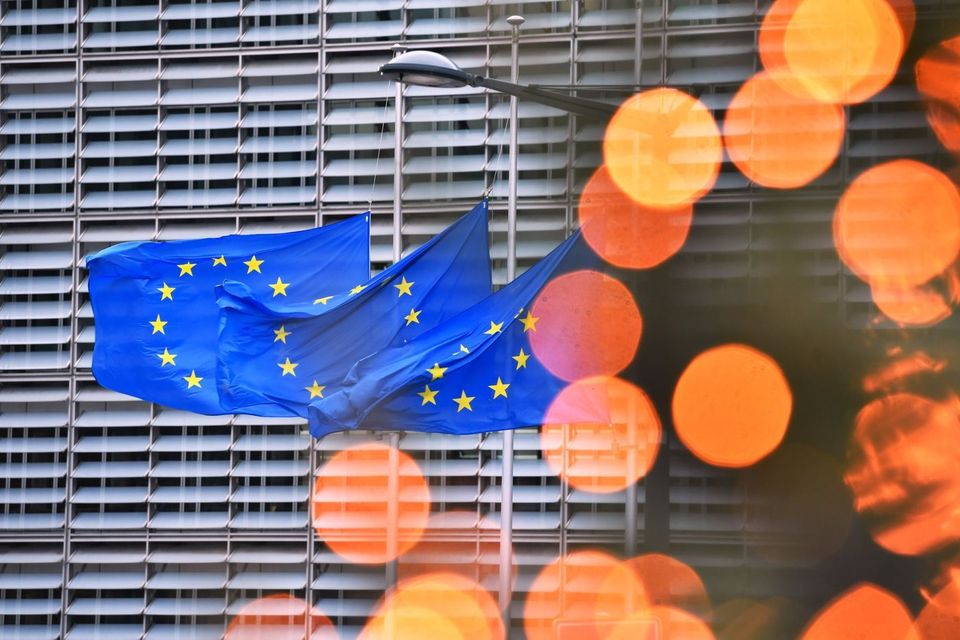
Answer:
top-left (624, 2), bottom-right (643, 558)
top-left (386, 42), bottom-right (406, 592)
top-left (500, 12), bottom-right (524, 620)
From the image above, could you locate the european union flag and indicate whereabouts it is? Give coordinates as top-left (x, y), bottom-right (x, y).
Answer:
top-left (307, 231), bottom-right (601, 438)
top-left (86, 214), bottom-right (370, 415)
top-left (215, 200), bottom-right (492, 418)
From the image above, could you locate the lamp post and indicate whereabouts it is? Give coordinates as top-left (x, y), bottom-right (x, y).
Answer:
top-left (380, 22), bottom-right (621, 623)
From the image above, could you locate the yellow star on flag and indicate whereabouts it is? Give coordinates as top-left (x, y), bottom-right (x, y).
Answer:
top-left (349, 284), bottom-right (365, 295)
top-left (212, 255), bottom-right (227, 267)
top-left (157, 283), bottom-right (175, 301)
top-left (149, 314), bottom-right (167, 335)
top-left (184, 370), bottom-right (203, 389)
top-left (405, 308), bottom-right (422, 326)
top-left (520, 311), bottom-right (539, 333)
top-left (394, 276), bottom-right (414, 297)
top-left (157, 347), bottom-right (177, 367)
top-left (278, 357), bottom-right (299, 377)
top-left (314, 296), bottom-right (333, 305)
top-left (418, 384), bottom-right (438, 406)
top-left (269, 277), bottom-right (289, 297)
top-left (484, 321), bottom-right (504, 335)
top-left (426, 363), bottom-right (447, 380)
top-left (243, 255), bottom-right (264, 274)
top-left (177, 262), bottom-right (196, 277)
top-left (458, 344), bottom-right (470, 355)
top-left (453, 390), bottom-right (475, 413)
top-left (512, 348), bottom-right (530, 370)
top-left (305, 380), bottom-right (326, 399)
top-left (489, 377), bottom-right (510, 399)
top-left (273, 325), bottom-right (292, 343)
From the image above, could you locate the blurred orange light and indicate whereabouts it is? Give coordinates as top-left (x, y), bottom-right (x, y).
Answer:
top-left (800, 583), bottom-right (917, 640)
top-left (624, 554), bottom-right (711, 622)
top-left (529, 270), bottom-right (642, 382)
top-left (363, 606), bottom-right (466, 640)
top-left (888, 0), bottom-right (917, 45)
top-left (397, 511), bottom-right (515, 607)
top-left (362, 572), bottom-right (503, 640)
top-left (760, 0), bottom-right (905, 105)
top-left (578, 166), bottom-right (693, 269)
top-left (862, 351), bottom-right (946, 394)
top-left (871, 281), bottom-right (953, 327)
top-left (834, 159), bottom-right (960, 288)
top-left (845, 393), bottom-right (960, 556)
top-left (672, 344), bottom-right (792, 468)
top-left (541, 376), bottom-right (661, 494)
top-left (524, 550), bottom-right (647, 640)
top-left (607, 606), bottom-right (715, 640)
top-left (914, 574), bottom-right (960, 639)
top-left (603, 88), bottom-right (723, 210)
top-left (311, 443), bottom-right (431, 565)
top-left (917, 35), bottom-right (960, 154)
top-left (723, 71), bottom-right (845, 189)
top-left (225, 594), bottom-right (335, 640)
top-left (916, 35), bottom-right (960, 107)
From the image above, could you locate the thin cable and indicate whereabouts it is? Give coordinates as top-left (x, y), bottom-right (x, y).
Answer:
top-left (369, 83), bottom-right (392, 207)
top-left (489, 95), bottom-right (508, 197)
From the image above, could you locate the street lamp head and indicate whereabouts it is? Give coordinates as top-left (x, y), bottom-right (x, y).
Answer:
top-left (379, 50), bottom-right (473, 88)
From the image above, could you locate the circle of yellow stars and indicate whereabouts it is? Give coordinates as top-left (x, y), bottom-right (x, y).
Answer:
top-left (272, 270), bottom-right (431, 402)
top-left (413, 309), bottom-right (539, 414)
top-left (149, 253), bottom-right (284, 391)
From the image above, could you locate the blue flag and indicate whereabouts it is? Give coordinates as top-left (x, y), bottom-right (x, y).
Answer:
top-left (215, 200), bottom-right (492, 418)
top-left (307, 230), bottom-right (601, 438)
top-left (86, 214), bottom-right (370, 414)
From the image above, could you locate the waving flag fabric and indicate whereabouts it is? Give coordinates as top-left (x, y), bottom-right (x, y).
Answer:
top-left (86, 214), bottom-right (370, 414)
top-left (307, 231), bottom-right (600, 438)
top-left (215, 200), bottom-right (492, 418)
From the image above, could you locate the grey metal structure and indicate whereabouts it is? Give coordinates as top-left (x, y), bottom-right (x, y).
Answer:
top-left (0, 1), bottom-right (955, 639)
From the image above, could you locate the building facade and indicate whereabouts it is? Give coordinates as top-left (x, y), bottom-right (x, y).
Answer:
top-left (0, 1), bottom-right (956, 638)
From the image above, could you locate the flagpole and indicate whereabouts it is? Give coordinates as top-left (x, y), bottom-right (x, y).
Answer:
top-left (387, 42), bottom-right (406, 593)
top-left (500, 13), bottom-right (524, 620)
top-left (624, 4), bottom-right (643, 559)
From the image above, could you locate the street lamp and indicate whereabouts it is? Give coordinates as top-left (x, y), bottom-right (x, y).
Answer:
top-left (381, 17), bottom-right (621, 617)
top-left (379, 49), bottom-right (618, 120)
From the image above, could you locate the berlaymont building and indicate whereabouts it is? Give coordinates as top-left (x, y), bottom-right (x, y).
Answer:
top-left (1, 1), bottom-right (959, 639)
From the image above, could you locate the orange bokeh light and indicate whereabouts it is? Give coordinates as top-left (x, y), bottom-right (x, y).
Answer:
top-left (834, 159), bottom-right (960, 288)
top-left (800, 583), bottom-right (917, 640)
top-left (889, 0), bottom-right (917, 45)
top-left (672, 344), bottom-right (792, 468)
top-left (524, 550), bottom-right (647, 640)
top-left (917, 35), bottom-right (960, 154)
top-left (624, 554), bottom-right (711, 622)
top-left (845, 393), bottom-right (960, 556)
top-left (225, 594), bottom-right (335, 640)
top-left (397, 511), bottom-right (515, 606)
top-left (759, 0), bottom-right (905, 105)
top-left (541, 376), bottom-right (661, 494)
top-left (362, 572), bottom-right (503, 640)
top-left (914, 573), bottom-right (960, 639)
top-left (311, 442), bottom-right (431, 565)
top-left (529, 270), bottom-right (642, 383)
top-left (723, 71), bottom-right (845, 189)
top-left (603, 88), bottom-right (723, 210)
top-left (578, 166), bottom-right (693, 269)
top-left (607, 606), bottom-right (715, 640)
top-left (862, 351), bottom-right (946, 395)
top-left (871, 281), bottom-right (953, 327)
